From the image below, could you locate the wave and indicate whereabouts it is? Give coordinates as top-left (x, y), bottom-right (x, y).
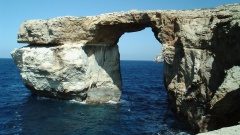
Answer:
top-left (105, 100), bottom-right (119, 104)
top-left (69, 99), bottom-right (87, 104)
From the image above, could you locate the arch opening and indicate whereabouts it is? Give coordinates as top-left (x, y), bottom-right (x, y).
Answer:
top-left (114, 28), bottom-right (193, 133)
top-left (117, 27), bottom-right (164, 102)
top-left (118, 27), bottom-right (162, 61)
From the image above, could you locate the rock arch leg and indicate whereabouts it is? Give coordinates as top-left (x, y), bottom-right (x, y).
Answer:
top-left (11, 44), bottom-right (122, 103)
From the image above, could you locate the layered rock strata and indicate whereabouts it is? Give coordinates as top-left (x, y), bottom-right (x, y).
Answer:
top-left (12, 3), bottom-right (240, 133)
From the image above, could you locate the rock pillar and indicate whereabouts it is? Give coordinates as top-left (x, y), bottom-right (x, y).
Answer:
top-left (12, 44), bottom-right (122, 103)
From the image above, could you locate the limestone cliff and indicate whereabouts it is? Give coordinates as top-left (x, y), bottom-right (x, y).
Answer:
top-left (12, 3), bottom-right (240, 133)
top-left (153, 52), bottom-right (164, 62)
top-left (12, 44), bottom-right (121, 103)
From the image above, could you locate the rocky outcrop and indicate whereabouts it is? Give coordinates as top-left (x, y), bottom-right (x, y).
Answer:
top-left (197, 125), bottom-right (240, 135)
top-left (153, 52), bottom-right (164, 62)
top-left (12, 3), bottom-right (240, 133)
top-left (12, 44), bottom-right (121, 103)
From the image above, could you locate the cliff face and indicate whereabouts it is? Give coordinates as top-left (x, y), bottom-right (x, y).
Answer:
top-left (153, 52), bottom-right (164, 62)
top-left (12, 3), bottom-right (240, 132)
top-left (12, 44), bottom-right (121, 103)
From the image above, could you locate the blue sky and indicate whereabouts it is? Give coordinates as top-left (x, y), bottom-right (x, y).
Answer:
top-left (1, 0), bottom-right (239, 60)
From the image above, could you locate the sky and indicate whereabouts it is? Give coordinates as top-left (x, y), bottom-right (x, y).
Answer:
top-left (1, 0), bottom-right (239, 60)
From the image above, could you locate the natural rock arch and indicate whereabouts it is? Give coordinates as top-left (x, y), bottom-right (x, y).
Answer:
top-left (118, 27), bottom-right (162, 61)
top-left (12, 3), bottom-right (240, 133)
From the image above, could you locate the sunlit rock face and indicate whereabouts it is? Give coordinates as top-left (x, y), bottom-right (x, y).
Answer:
top-left (153, 52), bottom-right (164, 62)
top-left (12, 44), bottom-right (121, 103)
top-left (12, 3), bottom-right (240, 133)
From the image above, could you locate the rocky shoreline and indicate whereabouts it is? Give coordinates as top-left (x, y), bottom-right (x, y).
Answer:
top-left (198, 125), bottom-right (240, 135)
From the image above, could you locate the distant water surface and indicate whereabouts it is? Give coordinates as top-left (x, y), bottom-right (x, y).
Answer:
top-left (0, 59), bottom-right (193, 135)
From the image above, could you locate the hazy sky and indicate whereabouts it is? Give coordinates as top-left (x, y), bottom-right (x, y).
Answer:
top-left (1, 0), bottom-right (239, 60)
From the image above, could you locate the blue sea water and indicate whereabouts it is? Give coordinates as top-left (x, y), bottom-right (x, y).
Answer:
top-left (0, 58), bottom-right (193, 135)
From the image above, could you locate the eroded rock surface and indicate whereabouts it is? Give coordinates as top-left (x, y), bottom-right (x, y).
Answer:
top-left (197, 125), bottom-right (240, 135)
top-left (153, 52), bottom-right (164, 62)
top-left (12, 3), bottom-right (240, 133)
top-left (12, 44), bottom-right (121, 103)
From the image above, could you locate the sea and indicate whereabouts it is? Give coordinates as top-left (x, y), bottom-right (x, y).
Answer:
top-left (0, 58), bottom-right (194, 135)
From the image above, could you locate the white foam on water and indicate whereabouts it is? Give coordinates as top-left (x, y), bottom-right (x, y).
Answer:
top-left (21, 93), bottom-right (30, 96)
top-left (119, 99), bottom-right (129, 104)
top-left (105, 100), bottom-right (119, 104)
top-left (69, 99), bottom-right (87, 104)
top-left (36, 96), bottom-right (51, 100)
